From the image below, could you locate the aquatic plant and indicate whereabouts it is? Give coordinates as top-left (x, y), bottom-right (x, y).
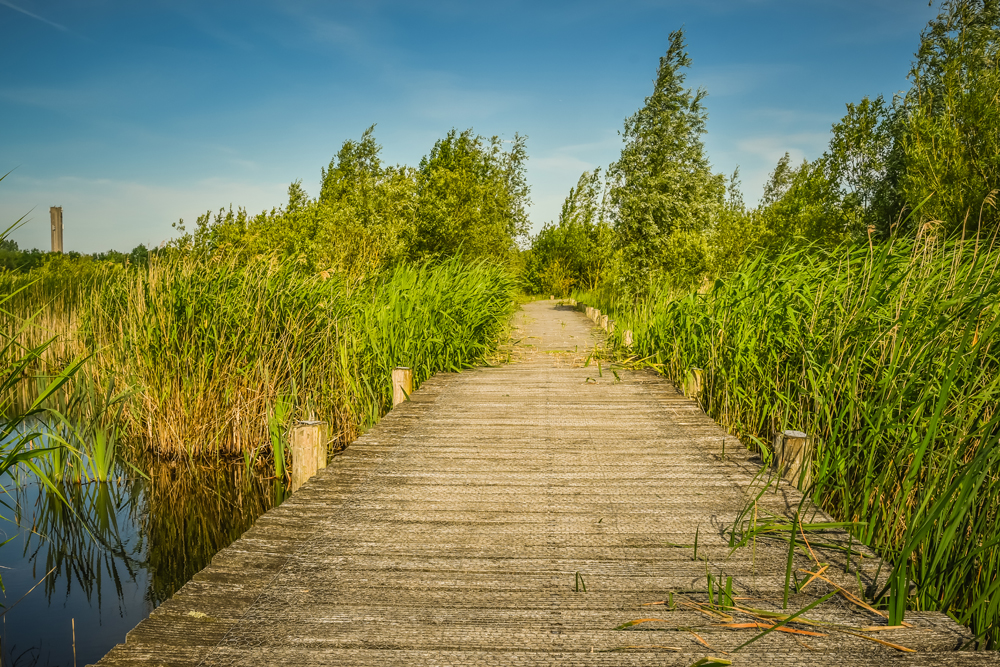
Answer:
top-left (582, 234), bottom-right (1000, 647)
top-left (0, 254), bottom-right (517, 459)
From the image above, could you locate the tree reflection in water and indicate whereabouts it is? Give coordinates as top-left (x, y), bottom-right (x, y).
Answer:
top-left (0, 459), bottom-right (285, 666)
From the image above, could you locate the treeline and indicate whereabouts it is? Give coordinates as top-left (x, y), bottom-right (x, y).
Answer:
top-left (0, 239), bottom-right (156, 273)
top-left (174, 127), bottom-right (529, 280)
top-left (0, 126), bottom-right (530, 459)
top-left (5, 126), bottom-right (529, 281)
top-left (528, 0), bottom-right (1000, 295)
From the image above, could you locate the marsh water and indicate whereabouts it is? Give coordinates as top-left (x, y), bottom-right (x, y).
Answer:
top-left (0, 460), bottom-right (285, 666)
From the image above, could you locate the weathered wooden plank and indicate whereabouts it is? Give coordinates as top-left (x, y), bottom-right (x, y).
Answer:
top-left (91, 301), bottom-right (997, 667)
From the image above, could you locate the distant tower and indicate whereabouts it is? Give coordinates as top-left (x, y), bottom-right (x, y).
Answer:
top-left (50, 206), bottom-right (63, 253)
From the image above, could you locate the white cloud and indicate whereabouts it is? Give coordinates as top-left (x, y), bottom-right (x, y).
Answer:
top-left (737, 131), bottom-right (830, 165)
top-left (531, 155), bottom-right (595, 174)
top-left (400, 72), bottom-right (528, 123)
top-left (689, 63), bottom-right (798, 98)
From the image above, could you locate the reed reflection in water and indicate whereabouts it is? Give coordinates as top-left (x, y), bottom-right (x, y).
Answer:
top-left (0, 459), bottom-right (285, 666)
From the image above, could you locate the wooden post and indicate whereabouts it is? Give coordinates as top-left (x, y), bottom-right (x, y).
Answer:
top-left (550, 295), bottom-right (554, 300)
top-left (601, 314), bottom-right (609, 331)
top-left (594, 308), bottom-right (601, 323)
top-left (50, 207), bottom-right (63, 254)
top-left (774, 430), bottom-right (813, 490)
top-left (624, 329), bottom-right (633, 348)
top-left (291, 420), bottom-right (328, 492)
top-left (392, 366), bottom-right (413, 407)
top-left (683, 368), bottom-right (703, 398)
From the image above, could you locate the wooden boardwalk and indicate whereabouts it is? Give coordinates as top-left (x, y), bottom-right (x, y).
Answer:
top-left (95, 301), bottom-right (996, 666)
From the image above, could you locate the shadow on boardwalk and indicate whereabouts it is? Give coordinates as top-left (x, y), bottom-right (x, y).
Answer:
top-left (95, 300), bottom-right (994, 666)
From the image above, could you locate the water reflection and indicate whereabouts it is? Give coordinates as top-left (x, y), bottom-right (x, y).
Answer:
top-left (0, 459), bottom-right (285, 666)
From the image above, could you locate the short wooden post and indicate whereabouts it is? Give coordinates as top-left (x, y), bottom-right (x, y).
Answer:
top-left (774, 429), bottom-right (813, 490)
top-left (291, 420), bottom-right (328, 492)
top-left (624, 329), bottom-right (633, 348)
top-left (550, 295), bottom-right (554, 300)
top-left (683, 368), bottom-right (703, 398)
top-left (392, 366), bottom-right (413, 407)
top-left (594, 308), bottom-right (601, 323)
top-left (601, 314), bottom-right (609, 331)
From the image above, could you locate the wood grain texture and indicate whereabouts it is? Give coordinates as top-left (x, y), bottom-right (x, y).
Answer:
top-left (92, 301), bottom-right (995, 666)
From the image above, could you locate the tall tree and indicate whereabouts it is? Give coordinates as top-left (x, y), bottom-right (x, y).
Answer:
top-left (899, 0), bottom-right (1000, 235)
top-left (608, 28), bottom-right (724, 290)
top-left (411, 129), bottom-right (529, 262)
top-left (530, 169), bottom-right (614, 294)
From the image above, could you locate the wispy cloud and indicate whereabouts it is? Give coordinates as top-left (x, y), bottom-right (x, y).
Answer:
top-left (690, 62), bottom-right (798, 98)
top-left (531, 154), bottom-right (595, 174)
top-left (400, 72), bottom-right (527, 123)
top-left (737, 131), bottom-right (830, 165)
top-left (0, 0), bottom-right (68, 32)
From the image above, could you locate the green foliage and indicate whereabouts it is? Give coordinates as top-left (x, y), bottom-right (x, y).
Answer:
top-left (1, 255), bottom-right (517, 459)
top-left (529, 170), bottom-right (615, 296)
top-left (608, 29), bottom-right (725, 289)
top-left (178, 126), bottom-right (528, 276)
top-left (898, 0), bottom-right (1000, 234)
top-left (709, 170), bottom-right (771, 275)
top-left (757, 153), bottom-right (849, 248)
top-left (826, 95), bottom-right (899, 233)
top-left (589, 238), bottom-right (1000, 647)
top-left (315, 126), bottom-right (418, 273)
top-left (93, 244), bottom-right (155, 267)
top-left (412, 129), bottom-right (530, 262)
top-left (758, 0), bottom-right (1000, 241)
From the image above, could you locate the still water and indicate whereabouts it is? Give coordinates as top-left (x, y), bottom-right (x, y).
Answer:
top-left (0, 461), bottom-right (285, 666)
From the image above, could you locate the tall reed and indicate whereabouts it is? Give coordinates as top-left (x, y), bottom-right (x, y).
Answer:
top-left (0, 254), bottom-right (517, 460)
top-left (582, 236), bottom-right (1000, 647)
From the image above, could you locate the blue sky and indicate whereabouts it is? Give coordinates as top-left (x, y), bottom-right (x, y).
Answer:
top-left (1, 0), bottom-right (939, 253)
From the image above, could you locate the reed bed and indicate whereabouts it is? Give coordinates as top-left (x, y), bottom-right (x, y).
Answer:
top-left (0, 255), bottom-right (517, 460)
top-left (580, 236), bottom-right (1000, 647)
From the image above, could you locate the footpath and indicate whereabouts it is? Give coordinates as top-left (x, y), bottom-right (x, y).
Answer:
top-left (95, 300), bottom-right (994, 666)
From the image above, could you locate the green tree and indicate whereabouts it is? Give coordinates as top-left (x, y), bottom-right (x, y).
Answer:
top-left (825, 95), bottom-right (901, 235)
top-left (559, 169), bottom-right (615, 290)
top-left (530, 169), bottom-right (615, 295)
top-left (412, 129), bottom-right (530, 262)
top-left (757, 153), bottom-right (848, 248)
top-left (709, 168), bottom-right (771, 276)
top-left (314, 127), bottom-right (417, 276)
top-left (898, 0), bottom-right (1000, 235)
top-left (608, 28), bottom-right (724, 290)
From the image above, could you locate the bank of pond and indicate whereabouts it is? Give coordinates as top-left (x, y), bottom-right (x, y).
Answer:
top-left (0, 457), bottom-right (283, 666)
top-left (0, 257), bottom-right (519, 665)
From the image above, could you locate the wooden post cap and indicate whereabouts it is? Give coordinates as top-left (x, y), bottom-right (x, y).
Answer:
top-left (291, 421), bottom-right (328, 492)
top-left (774, 430), bottom-right (813, 490)
top-left (392, 366), bottom-right (414, 407)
